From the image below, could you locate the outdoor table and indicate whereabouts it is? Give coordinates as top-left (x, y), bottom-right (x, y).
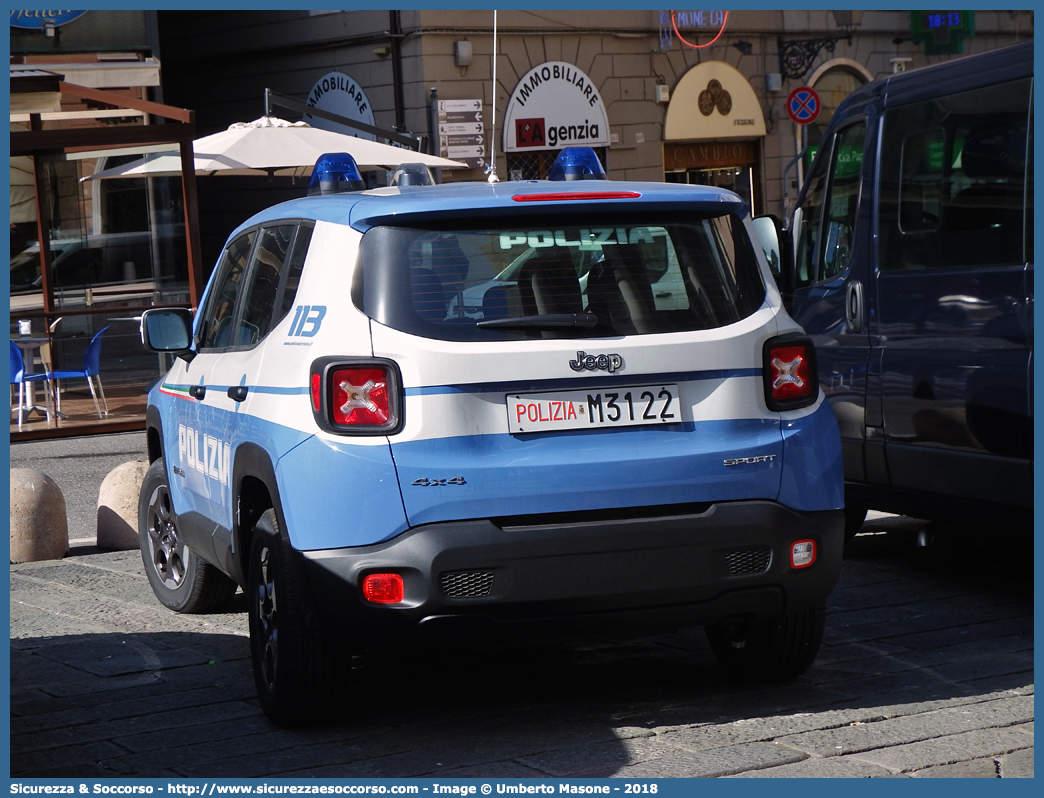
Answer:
top-left (12, 335), bottom-right (55, 422)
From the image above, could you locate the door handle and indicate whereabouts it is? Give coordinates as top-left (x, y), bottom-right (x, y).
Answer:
top-left (228, 386), bottom-right (249, 402)
top-left (846, 280), bottom-right (865, 335)
top-left (189, 385), bottom-right (206, 400)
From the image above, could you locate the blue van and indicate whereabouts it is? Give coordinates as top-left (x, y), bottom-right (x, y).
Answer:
top-left (756, 41), bottom-right (1033, 535)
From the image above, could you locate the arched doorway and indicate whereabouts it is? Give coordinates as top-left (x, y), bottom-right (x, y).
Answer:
top-left (663, 61), bottom-right (767, 213)
top-left (804, 59), bottom-right (873, 152)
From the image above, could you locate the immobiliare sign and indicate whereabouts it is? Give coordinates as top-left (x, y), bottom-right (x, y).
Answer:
top-left (503, 61), bottom-right (611, 152)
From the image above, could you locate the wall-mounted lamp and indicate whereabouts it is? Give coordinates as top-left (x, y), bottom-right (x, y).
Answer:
top-left (832, 10), bottom-right (864, 32)
top-left (731, 40), bottom-right (753, 56)
top-left (43, 19), bottom-right (56, 37)
top-left (373, 44), bottom-right (392, 58)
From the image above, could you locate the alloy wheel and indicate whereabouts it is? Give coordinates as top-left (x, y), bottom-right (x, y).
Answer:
top-left (254, 544), bottom-right (279, 690)
top-left (145, 484), bottom-right (187, 590)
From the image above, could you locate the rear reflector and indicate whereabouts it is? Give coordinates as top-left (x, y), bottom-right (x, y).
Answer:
top-left (512, 191), bottom-right (641, 202)
top-left (362, 573), bottom-right (404, 604)
top-left (763, 336), bottom-right (818, 411)
top-left (331, 366), bottom-right (390, 426)
top-left (310, 373), bottom-right (322, 413)
top-left (791, 540), bottom-right (816, 569)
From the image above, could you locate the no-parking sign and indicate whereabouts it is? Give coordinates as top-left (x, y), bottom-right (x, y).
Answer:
top-left (787, 86), bottom-right (821, 125)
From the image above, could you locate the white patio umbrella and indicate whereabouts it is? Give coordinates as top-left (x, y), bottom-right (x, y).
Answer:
top-left (86, 115), bottom-right (465, 179)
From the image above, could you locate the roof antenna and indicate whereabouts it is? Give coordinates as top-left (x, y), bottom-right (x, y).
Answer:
top-left (486, 10), bottom-right (500, 183)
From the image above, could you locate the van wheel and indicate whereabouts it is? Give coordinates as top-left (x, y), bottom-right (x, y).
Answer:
top-left (248, 509), bottom-right (352, 727)
top-left (844, 504), bottom-right (868, 542)
top-left (138, 458), bottom-right (237, 613)
top-left (706, 601), bottom-right (826, 682)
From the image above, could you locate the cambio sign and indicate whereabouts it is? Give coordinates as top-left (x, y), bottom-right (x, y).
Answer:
top-left (504, 62), bottom-right (610, 152)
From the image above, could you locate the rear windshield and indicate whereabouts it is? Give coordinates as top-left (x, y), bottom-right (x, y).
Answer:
top-left (353, 211), bottom-right (765, 341)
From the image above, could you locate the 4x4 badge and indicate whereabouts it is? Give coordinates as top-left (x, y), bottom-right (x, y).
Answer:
top-left (569, 351), bottom-right (623, 374)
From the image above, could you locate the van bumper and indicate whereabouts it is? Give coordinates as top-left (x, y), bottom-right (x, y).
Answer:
top-left (298, 501), bottom-right (844, 646)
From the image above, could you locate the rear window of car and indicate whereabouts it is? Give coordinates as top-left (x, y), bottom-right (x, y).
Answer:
top-left (353, 211), bottom-right (765, 341)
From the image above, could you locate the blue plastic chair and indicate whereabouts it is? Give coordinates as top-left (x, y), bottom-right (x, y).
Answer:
top-left (10, 340), bottom-right (53, 430)
top-left (50, 326), bottom-right (110, 418)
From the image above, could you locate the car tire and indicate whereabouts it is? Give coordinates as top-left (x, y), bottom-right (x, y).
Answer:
top-left (138, 458), bottom-right (237, 613)
top-left (706, 600), bottom-right (826, 682)
top-left (248, 508), bottom-right (352, 727)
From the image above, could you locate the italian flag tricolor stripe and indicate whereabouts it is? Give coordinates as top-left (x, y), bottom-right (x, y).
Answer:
top-left (159, 384), bottom-right (196, 402)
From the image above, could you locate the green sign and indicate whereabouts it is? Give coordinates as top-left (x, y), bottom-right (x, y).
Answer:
top-left (911, 11), bottom-right (975, 55)
top-left (805, 144), bottom-right (862, 178)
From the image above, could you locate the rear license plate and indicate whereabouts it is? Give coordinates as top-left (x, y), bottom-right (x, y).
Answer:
top-left (507, 385), bottom-right (680, 433)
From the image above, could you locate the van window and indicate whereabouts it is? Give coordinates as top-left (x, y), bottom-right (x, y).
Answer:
top-left (354, 212), bottom-right (765, 342)
top-left (879, 77), bottom-right (1032, 271)
top-left (794, 145), bottom-right (830, 287)
top-left (820, 123), bottom-right (865, 281)
top-left (794, 121), bottom-right (866, 285)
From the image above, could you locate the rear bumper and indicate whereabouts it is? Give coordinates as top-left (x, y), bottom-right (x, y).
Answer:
top-left (298, 501), bottom-right (844, 647)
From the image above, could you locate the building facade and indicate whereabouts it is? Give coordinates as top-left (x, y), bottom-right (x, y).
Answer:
top-left (157, 8), bottom-right (1033, 226)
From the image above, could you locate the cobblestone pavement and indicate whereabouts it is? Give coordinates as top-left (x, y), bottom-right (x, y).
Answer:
top-left (9, 514), bottom-right (1033, 779)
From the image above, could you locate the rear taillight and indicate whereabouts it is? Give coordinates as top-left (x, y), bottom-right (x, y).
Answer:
top-left (763, 336), bottom-right (818, 411)
top-left (310, 357), bottom-right (403, 435)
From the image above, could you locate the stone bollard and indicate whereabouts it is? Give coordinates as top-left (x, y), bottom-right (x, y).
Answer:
top-left (97, 460), bottom-right (150, 551)
top-left (10, 469), bottom-right (70, 563)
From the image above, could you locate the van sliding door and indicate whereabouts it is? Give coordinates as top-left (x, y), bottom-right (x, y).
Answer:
top-left (875, 77), bottom-right (1033, 510)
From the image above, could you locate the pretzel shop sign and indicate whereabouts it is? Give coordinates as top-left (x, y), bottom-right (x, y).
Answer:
top-left (503, 62), bottom-right (611, 152)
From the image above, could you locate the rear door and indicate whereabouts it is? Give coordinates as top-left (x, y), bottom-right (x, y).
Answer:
top-left (162, 228), bottom-right (256, 560)
top-left (359, 209), bottom-right (784, 527)
top-left (874, 77), bottom-right (1033, 508)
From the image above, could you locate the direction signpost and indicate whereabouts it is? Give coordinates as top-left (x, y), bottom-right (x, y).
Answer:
top-left (437, 99), bottom-right (484, 167)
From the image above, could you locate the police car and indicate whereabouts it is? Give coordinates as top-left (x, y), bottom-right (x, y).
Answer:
top-left (138, 148), bottom-right (845, 726)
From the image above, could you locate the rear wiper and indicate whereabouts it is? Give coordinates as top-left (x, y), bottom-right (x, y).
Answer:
top-left (476, 313), bottom-right (599, 330)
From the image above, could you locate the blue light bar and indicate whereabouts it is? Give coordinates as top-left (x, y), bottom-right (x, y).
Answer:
top-left (390, 162), bottom-right (435, 187)
top-left (548, 146), bottom-right (607, 181)
top-left (308, 152), bottom-right (366, 196)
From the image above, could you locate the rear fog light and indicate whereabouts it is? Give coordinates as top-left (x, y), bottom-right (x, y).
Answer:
top-left (362, 573), bottom-right (404, 603)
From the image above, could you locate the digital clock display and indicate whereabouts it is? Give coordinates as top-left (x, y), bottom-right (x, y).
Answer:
top-left (920, 11), bottom-right (962, 29)
top-left (911, 10), bottom-right (974, 54)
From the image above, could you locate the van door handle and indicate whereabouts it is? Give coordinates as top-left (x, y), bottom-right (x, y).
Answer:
top-left (846, 280), bottom-right (865, 334)
top-left (189, 385), bottom-right (206, 401)
top-left (228, 386), bottom-right (249, 402)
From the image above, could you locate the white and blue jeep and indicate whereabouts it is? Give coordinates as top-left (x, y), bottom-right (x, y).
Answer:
top-left (138, 148), bottom-right (844, 726)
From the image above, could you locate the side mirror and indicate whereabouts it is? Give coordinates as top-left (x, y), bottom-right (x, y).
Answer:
top-left (752, 214), bottom-right (793, 307)
top-left (140, 307), bottom-right (195, 361)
